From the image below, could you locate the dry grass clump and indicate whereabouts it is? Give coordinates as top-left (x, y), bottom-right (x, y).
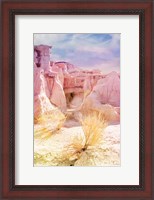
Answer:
top-left (34, 109), bottom-right (66, 139)
top-left (82, 99), bottom-right (119, 123)
top-left (81, 110), bottom-right (107, 149)
top-left (63, 134), bottom-right (85, 162)
top-left (95, 105), bottom-right (119, 122)
top-left (37, 108), bottom-right (66, 123)
top-left (55, 110), bottom-right (108, 165)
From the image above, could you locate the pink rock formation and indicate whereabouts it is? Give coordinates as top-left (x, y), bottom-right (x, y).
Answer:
top-left (52, 61), bottom-right (76, 73)
top-left (34, 73), bottom-right (50, 121)
top-left (82, 71), bottom-right (120, 123)
top-left (34, 45), bottom-right (51, 70)
top-left (48, 63), bottom-right (67, 111)
top-left (34, 46), bottom-right (67, 119)
top-left (34, 63), bottom-right (50, 120)
top-left (64, 70), bottom-right (103, 94)
top-left (34, 45), bottom-right (120, 124)
top-left (93, 71), bottom-right (120, 107)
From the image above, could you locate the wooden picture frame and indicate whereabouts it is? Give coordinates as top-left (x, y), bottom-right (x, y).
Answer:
top-left (1, 0), bottom-right (153, 199)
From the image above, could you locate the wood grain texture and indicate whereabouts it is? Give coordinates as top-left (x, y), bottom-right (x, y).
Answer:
top-left (1, 0), bottom-right (153, 199)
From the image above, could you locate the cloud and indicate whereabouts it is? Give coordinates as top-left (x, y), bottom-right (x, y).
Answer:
top-left (34, 33), bottom-right (120, 72)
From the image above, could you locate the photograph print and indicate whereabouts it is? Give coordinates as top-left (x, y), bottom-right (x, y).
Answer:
top-left (34, 33), bottom-right (120, 166)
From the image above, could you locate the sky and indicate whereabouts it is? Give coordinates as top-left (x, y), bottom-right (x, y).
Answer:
top-left (34, 33), bottom-right (120, 73)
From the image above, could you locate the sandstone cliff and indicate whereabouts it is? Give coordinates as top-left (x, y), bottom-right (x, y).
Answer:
top-left (34, 45), bottom-right (120, 124)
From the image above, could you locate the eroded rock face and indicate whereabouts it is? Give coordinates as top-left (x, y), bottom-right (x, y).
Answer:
top-left (34, 45), bottom-right (120, 123)
top-left (34, 63), bottom-right (51, 120)
top-left (92, 71), bottom-right (120, 107)
top-left (64, 70), bottom-right (103, 94)
top-left (53, 61), bottom-right (76, 73)
top-left (34, 45), bottom-right (51, 70)
top-left (69, 93), bottom-right (84, 108)
top-left (82, 72), bottom-right (120, 123)
top-left (48, 64), bottom-right (67, 112)
top-left (34, 46), bottom-right (67, 119)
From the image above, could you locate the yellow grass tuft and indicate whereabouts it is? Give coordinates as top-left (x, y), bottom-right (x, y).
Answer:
top-left (64, 134), bottom-right (85, 162)
top-left (34, 109), bottom-right (66, 139)
top-left (81, 110), bottom-right (107, 148)
top-left (57, 110), bottom-right (107, 165)
top-left (82, 98), bottom-right (119, 123)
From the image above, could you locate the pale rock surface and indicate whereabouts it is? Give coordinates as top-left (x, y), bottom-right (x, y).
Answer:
top-left (69, 93), bottom-right (84, 108)
top-left (82, 71), bottom-right (120, 123)
top-left (34, 124), bottom-right (120, 166)
top-left (48, 64), bottom-right (67, 111)
top-left (34, 65), bottom-right (51, 120)
top-left (93, 71), bottom-right (120, 107)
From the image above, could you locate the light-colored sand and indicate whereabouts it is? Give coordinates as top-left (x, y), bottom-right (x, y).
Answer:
top-left (34, 124), bottom-right (120, 166)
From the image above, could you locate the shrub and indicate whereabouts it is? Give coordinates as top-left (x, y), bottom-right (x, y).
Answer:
top-left (34, 109), bottom-right (66, 139)
top-left (81, 110), bottom-right (107, 149)
top-left (59, 110), bottom-right (107, 165)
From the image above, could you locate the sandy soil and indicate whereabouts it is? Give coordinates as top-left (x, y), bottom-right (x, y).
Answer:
top-left (34, 124), bottom-right (120, 166)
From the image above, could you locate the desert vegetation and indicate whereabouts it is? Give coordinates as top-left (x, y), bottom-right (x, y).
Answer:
top-left (80, 111), bottom-right (107, 149)
top-left (34, 109), bottom-right (120, 166)
top-left (34, 109), bottom-right (66, 138)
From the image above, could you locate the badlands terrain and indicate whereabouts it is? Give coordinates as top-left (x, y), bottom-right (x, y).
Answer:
top-left (34, 45), bottom-right (120, 166)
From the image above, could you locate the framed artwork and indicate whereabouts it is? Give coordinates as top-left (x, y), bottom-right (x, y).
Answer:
top-left (1, 0), bottom-right (154, 199)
